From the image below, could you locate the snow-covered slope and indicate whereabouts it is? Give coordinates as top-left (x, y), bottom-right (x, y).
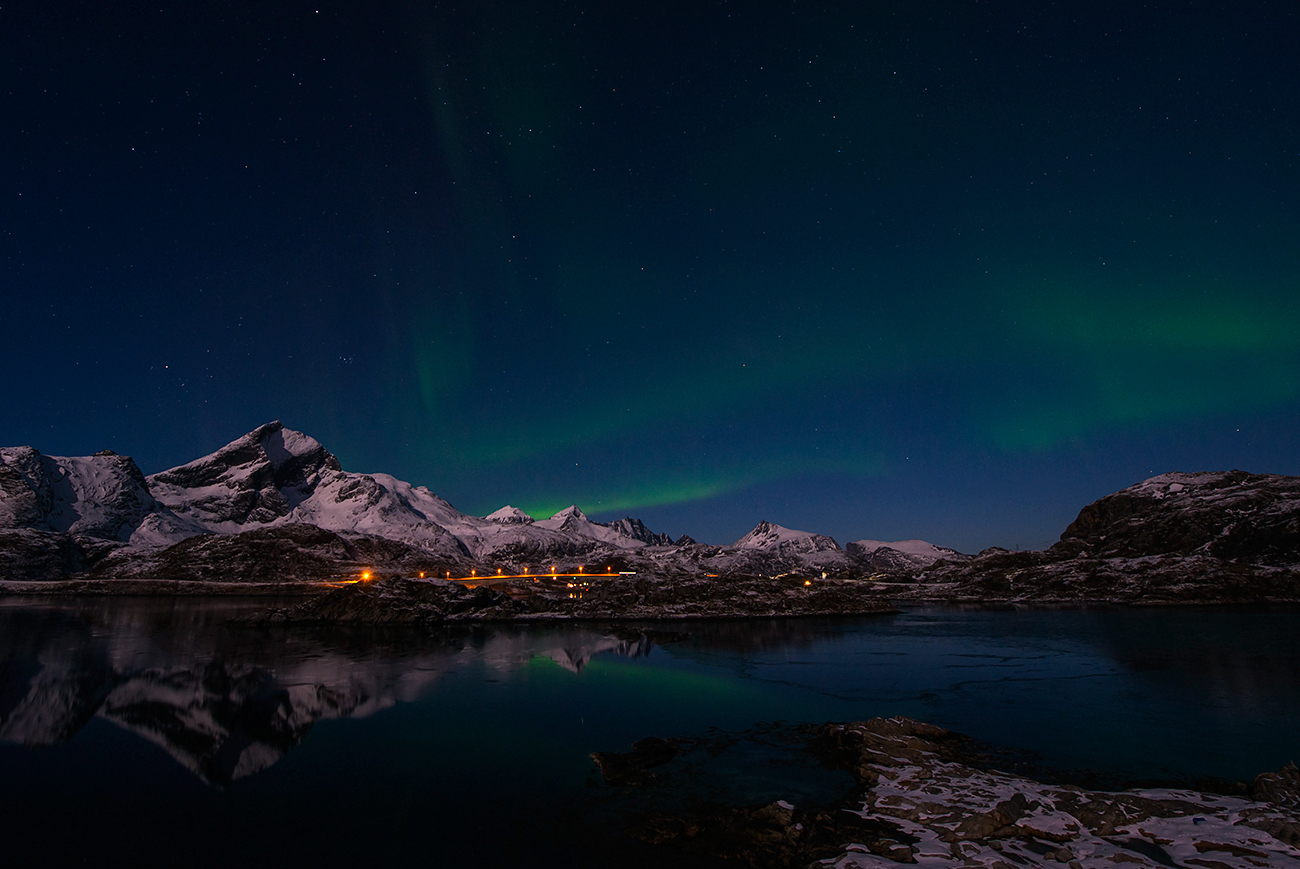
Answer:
top-left (534, 505), bottom-right (654, 548)
top-left (846, 539), bottom-right (968, 573)
top-left (694, 520), bottom-right (859, 575)
top-left (734, 520), bottom-right (843, 554)
top-left (148, 422), bottom-right (345, 533)
top-left (485, 505), bottom-right (534, 524)
top-left (0, 446), bottom-right (163, 541)
top-left (1, 421), bottom-right (965, 582)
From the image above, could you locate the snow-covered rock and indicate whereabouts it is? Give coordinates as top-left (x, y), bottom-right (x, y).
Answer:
top-left (485, 505), bottom-right (534, 524)
top-left (914, 470), bottom-right (1300, 602)
top-left (846, 538), bottom-right (968, 573)
top-left (733, 520), bottom-right (842, 554)
top-left (0, 446), bottom-right (166, 542)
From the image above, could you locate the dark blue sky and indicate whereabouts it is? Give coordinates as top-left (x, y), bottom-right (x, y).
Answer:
top-left (4, 1), bottom-right (1299, 550)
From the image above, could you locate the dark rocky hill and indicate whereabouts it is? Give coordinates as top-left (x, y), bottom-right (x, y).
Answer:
top-left (912, 471), bottom-right (1300, 603)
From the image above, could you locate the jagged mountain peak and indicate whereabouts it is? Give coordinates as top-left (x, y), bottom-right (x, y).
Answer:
top-left (485, 505), bottom-right (534, 525)
top-left (734, 520), bottom-right (842, 553)
top-left (146, 422), bottom-right (343, 530)
top-left (607, 517), bottom-right (673, 546)
top-left (0, 445), bottom-right (159, 541)
top-left (153, 422), bottom-right (341, 487)
top-left (548, 505), bottom-right (586, 522)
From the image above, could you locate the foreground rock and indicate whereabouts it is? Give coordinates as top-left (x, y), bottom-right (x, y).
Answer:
top-left (909, 471), bottom-right (1300, 603)
top-left (238, 574), bottom-right (897, 625)
top-left (609, 717), bottom-right (1300, 868)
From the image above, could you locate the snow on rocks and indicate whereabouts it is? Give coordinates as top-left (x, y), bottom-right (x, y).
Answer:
top-left (818, 718), bottom-right (1300, 869)
top-left (0, 421), bottom-right (978, 584)
top-left (485, 505), bottom-right (534, 524)
top-left (625, 716), bottom-right (1300, 869)
top-left (846, 539), bottom-right (969, 573)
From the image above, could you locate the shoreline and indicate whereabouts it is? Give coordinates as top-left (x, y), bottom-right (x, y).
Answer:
top-left (597, 717), bottom-right (1300, 869)
top-left (4, 576), bottom-right (1298, 614)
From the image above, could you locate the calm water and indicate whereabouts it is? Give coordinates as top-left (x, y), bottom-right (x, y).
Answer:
top-left (1, 598), bottom-right (1297, 867)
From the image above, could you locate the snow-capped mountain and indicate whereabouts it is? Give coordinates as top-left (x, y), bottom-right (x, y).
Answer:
top-left (0, 422), bottom-right (957, 582)
top-left (0, 446), bottom-right (165, 542)
top-left (734, 520), bottom-right (843, 554)
top-left (846, 539), bottom-right (969, 573)
top-left (485, 505), bottom-right (534, 524)
top-left (694, 519), bottom-right (860, 575)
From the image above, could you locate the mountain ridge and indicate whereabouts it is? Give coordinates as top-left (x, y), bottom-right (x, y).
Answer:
top-left (3, 423), bottom-right (1297, 604)
top-left (2, 422), bottom-right (947, 583)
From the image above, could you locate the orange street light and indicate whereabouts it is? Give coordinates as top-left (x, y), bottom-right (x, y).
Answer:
top-left (362, 571), bottom-right (372, 581)
top-left (419, 572), bottom-right (425, 578)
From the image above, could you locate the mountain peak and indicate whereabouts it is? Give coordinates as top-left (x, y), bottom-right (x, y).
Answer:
top-left (608, 516), bottom-right (673, 546)
top-left (734, 520), bottom-right (842, 553)
top-left (147, 423), bottom-right (342, 528)
top-left (548, 505), bottom-right (586, 522)
top-left (485, 505), bottom-right (534, 524)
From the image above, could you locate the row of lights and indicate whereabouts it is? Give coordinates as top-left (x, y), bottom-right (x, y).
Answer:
top-left (361, 570), bottom-right (816, 585)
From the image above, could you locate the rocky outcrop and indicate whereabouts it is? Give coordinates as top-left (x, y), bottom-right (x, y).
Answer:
top-left (591, 737), bottom-right (681, 786)
top-left (242, 576), bottom-right (528, 625)
top-left (911, 471), bottom-right (1300, 602)
top-left (94, 524), bottom-right (418, 583)
top-left (608, 517), bottom-right (675, 546)
top-left (243, 574), bottom-right (897, 624)
top-left (846, 539), bottom-right (970, 575)
top-left (0, 528), bottom-right (90, 580)
top-left (147, 421), bottom-right (342, 529)
top-left (615, 717), bottom-right (1300, 868)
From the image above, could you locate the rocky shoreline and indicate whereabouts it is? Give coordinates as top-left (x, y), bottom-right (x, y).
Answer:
top-left (593, 717), bottom-right (1300, 869)
top-left (235, 574), bottom-right (900, 625)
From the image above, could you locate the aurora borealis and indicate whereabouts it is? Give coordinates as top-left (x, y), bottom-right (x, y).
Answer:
top-left (4, 1), bottom-right (1298, 550)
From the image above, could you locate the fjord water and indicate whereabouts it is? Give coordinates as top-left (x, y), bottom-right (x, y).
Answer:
top-left (1, 599), bottom-right (1297, 867)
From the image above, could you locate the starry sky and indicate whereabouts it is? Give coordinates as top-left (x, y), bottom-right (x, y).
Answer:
top-left (4, 1), bottom-right (1299, 551)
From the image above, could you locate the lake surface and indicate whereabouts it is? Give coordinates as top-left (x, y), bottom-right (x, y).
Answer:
top-left (1, 598), bottom-right (1297, 867)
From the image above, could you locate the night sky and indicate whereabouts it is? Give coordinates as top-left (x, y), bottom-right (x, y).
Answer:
top-left (5, 1), bottom-right (1299, 551)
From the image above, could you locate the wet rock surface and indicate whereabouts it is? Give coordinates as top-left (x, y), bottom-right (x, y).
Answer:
top-left (591, 737), bottom-right (682, 786)
top-left (601, 717), bottom-right (1300, 868)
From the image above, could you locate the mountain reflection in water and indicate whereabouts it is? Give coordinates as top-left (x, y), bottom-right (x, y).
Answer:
top-left (1, 599), bottom-right (1298, 868)
top-left (0, 598), bottom-right (661, 786)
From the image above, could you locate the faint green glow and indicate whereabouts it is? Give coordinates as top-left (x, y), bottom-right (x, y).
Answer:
top-left (579, 658), bottom-right (761, 705)
top-left (506, 444), bottom-right (883, 520)
top-left (1029, 282), bottom-right (1295, 353)
top-left (984, 270), bottom-right (1300, 450)
top-left (519, 478), bottom-right (734, 522)
top-left (412, 301), bottom-right (476, 417)
top-left (523, 653), bottom-right (761, 704)
top-left (441, 265), bottom-right (920, 469)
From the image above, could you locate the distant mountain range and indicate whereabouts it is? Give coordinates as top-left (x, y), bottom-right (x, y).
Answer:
top-left (2, 422), bottom-right (1297, 603)
top-left (0, 422), bottom-right (962, 583)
